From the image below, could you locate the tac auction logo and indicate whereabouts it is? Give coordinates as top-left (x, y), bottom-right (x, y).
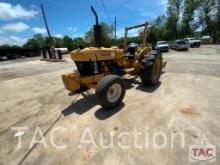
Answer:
top-left (189, 145), bottom-right (216, 162)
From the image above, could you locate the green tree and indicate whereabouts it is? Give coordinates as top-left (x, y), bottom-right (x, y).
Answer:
top-left (146, 15), bottom-right (171, 45)
top-left (166, 0), bottom-right (183, 39)
top-left (0, 45), bottom-right (11, 49)
top-left (198, 0), bottom-right (217, 43)
top-left (62, 35), bottom-right (74, 51)
top-left (33, 34), bottom-right (45, 48)
top-left (11, 45), bottom-right (21, 49)
top-left (181, 0), bottom-right (199, 37)
top-left (84, 22), bottom-right (114, 47)
top-left (214, 0), bottom-right (220, 42)
top-left (53, 37), bottom-right (63, 48)
top-left (43, 37), bottom-right (51, 50)
top-left (23, 38), bottom-right (40, 49)
top-left (72, 37), bottom-right (88, 49)
top-left (23, 34), bottom-right (45, 49)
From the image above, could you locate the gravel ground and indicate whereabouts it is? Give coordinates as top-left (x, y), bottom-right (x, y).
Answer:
top-left (0, 45), bottom-right (220, 165)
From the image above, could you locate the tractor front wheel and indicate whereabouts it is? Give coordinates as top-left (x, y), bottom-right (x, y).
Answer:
top-left (96, 75), bottom-right (126, 109)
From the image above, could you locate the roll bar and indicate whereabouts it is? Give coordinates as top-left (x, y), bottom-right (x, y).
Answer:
top-left (124, 22), bottom-right (148, 48)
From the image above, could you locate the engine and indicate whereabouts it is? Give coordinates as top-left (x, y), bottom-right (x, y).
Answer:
top-left (74, 60), bottom-right (125, 76)
top-left (75, 61), bottom-right (102, 76)
top-left (71, 47), bottom-right (125, 76)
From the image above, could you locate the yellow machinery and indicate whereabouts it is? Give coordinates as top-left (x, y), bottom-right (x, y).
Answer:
top-left (62, 6), bottom-right (166, 109)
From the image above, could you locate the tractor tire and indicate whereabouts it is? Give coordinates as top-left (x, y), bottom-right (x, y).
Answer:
top-left (96, 75), bottom-right (126, 109)
top-left (140, 51), bottom-right (162, 86)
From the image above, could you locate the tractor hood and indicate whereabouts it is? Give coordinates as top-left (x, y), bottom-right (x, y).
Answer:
top-left (71, 47), bottom-right (124, 62)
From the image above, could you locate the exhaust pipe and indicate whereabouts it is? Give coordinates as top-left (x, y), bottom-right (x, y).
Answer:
top-left (91, 6), bottom-right (102, 47)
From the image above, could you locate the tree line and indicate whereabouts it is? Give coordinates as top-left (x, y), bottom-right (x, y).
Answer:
top-left (148, 0), bottom-right (220, 43)
top-left (0, 0), bottom-right (219, 51)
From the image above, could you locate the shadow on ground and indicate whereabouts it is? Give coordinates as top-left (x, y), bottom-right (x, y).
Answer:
top-left (124, 76), bottom-right (140, 89)
top-left (124, 76), bottom-right (161, 93)
top-left (62, 91), bottom-right (125, 120)
top-left (136, 82), bottom-right (161, 93)
top-left (62, 92), bottom-right (96, 116)
top-left (94, 103), bottom-right (125, 120)
top-left (62, 77), bottom-right (161, 118)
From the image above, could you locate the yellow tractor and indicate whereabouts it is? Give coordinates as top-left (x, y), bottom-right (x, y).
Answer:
top-left (62, 6), bottom-right (166, 109)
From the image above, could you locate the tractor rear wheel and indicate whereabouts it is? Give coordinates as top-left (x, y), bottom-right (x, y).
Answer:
top-left (140, 51), bottom-right (162, 86)
top-left (96, 75), bottom-right (126, 109)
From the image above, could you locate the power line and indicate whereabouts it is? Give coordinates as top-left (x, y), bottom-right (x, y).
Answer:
top-left (99, 0), bottom-right (112, 24)
top-left (99, 0), bottom-right (117, 38)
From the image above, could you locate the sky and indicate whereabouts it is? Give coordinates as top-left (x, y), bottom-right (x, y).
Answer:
top-left (0, 0), bottom-right (167, 46)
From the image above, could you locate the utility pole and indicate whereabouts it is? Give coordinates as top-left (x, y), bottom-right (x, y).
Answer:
top-left (40, 3), bottom-right (55, 60)
top-left (114, 16), bottom-right (117, 39)
top-left (40, 4), bottom-right (52, 39)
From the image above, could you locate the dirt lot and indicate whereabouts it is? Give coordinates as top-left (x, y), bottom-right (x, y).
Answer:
top-left (0, 45), bottom-right (220, 165)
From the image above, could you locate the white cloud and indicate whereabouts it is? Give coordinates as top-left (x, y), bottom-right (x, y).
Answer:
top-left (138, 3), bottom-right (163, 18)
top-left (0, 22), bottom-right (29, 33)
top-left (159, 0), bottom-right (168, 11)
top-left (0, 36), bottom-right (27, 46)
top-left (160, 0), bottom-right (168, 6)
top-left (128, 29), bottom-right (140, 37)
top-left (54, 33), bottom-right (63, 38)
top-left (0, 2), bottom-right (38, 21)
top-left (32, 27), bottom-right (47, 34)
top-left (117, 29), bottom-right (125, 38)
top-left (67, 26), bottom-right (77, 32)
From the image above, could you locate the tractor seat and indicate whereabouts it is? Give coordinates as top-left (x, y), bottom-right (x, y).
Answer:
top-left (124, 44), bottom-right (137, 59)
